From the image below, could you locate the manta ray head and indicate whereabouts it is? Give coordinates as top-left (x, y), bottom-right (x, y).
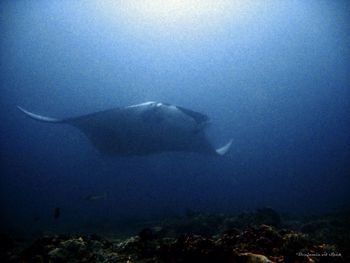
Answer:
top-left (137, 101), bottom-right (209, 131)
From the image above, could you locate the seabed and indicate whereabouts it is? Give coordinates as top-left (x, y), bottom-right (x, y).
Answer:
top-left (1, 208), bottom-right (349, 263)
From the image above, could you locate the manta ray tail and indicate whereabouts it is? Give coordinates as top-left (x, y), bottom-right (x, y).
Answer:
top-left (215, 139), bottom-right (233, 156)
top-left (17, 106), bottom-right (64, 123)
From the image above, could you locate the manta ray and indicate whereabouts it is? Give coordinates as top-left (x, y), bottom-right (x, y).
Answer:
top-left (17, 101), bottom-right (232, 156)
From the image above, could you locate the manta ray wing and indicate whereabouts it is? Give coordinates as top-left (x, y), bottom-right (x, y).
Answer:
top-left (63, 108), bottom-right (132, 155)
top-left (18, 106), bottom-right (127, 154)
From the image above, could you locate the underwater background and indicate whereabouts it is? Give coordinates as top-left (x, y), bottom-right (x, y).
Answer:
top-left (0, 0), bottom-right (349, 253)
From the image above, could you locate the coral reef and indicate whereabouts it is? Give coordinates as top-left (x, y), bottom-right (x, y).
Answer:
top-left (1, 209), bottom-right (348, 263)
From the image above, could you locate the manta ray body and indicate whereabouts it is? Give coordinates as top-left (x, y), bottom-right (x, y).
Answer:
top-left (18, 101), bottom-right (232, 156)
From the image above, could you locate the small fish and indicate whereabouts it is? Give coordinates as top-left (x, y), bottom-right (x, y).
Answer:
top-left (85, 193), bottom-right (107, 201)
top-left (53, 207), bottom-right (60, 219)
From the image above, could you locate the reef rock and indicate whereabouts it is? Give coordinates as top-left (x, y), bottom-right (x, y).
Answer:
top-left (238, 252), bottom-right (272, 263)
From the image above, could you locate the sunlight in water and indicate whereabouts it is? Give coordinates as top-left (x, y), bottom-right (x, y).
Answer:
top-left (95, 0), bottom-right (258, 37)
top-left (125, 0), bottom-right (227, 23)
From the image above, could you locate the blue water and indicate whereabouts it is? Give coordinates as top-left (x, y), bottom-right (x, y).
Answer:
top-left (1, 1), bottom-right (349, 236)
